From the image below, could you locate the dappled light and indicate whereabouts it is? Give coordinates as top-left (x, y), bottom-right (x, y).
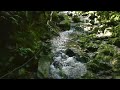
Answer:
top-left (0, 11), bottom-right (120, 79)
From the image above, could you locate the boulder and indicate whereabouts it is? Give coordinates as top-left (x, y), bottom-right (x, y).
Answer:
top-left (65, 48), bottom-right (89, 63)
top-left (37, 55), bottom-right (52, 79)
top-left (65, 49), bottom-right (76, 57)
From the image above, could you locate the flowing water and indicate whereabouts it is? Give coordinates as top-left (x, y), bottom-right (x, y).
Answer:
top-left (49, 29), bottom-right (87, 79)
top-left (48, 12), bottom-right (96, 79)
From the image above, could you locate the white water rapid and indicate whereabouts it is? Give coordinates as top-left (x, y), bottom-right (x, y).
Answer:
top-left (49, 29), bottom-right (87, 79)
top-left (49, 11), bottom-right (99, 79)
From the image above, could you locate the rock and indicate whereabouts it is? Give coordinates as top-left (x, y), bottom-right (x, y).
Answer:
top-left (75, 26), bottom-right (84, 32)
top-left (50, 56), bottom-right (87, 79)
top-left (61, 53), bottom-right (68, 59)
top-left (58, 14), bottom-right (65, 21)
top-left (67, 12), bottom-right (73, 17)
top-left (113, 38), bottom-right (120, 48)
top-left (54, 56), bottom-right (62, 61)
top-left (76, 55), bottom-right (89, 63)
top-left (65, 49), bottom-right (76, 57)
top-left (72, 16), bottom-right (81, 23)
top-left (37, 60), bottom-right (50, 79)
top-left (90, 20), bottom-right (95, 25)
top-left (53, 61), bottom-right (61, 68)
top-left (65, 47), bottom-right (89, 63)
top-left (49, 64), bottom-right (61, 79)
top-left (89, 14), bottom-right (97, 20)
top-left (37, 55), bottom-right (52, 79)
top-left (105, 20), bottom-right (118, 27)
top-left (57, 21), bottom-right (70, 31)
top-left (86, 47), bottom-right (98, 52)
top-left (61, 62), bottom-right (87, 79)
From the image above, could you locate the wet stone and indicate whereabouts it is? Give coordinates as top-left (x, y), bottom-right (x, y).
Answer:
top-left (65, 49), bottom-right (76, 57)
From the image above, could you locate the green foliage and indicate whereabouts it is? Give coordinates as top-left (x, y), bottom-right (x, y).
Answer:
top-left (0, 11), bottom-right (60, 79)
top-left (70, 11), bottom-right (120, 79)
top-left (67, 11), bottom-right (120, 78)
top-left (52, 11), bottom-right (60, 22)
top-left (17, 47), bottom-right (34, 58)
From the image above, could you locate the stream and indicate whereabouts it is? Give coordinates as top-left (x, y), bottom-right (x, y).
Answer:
top-left (49, 12), bottom-right (95, 79)
top-left (36, 11), bottom-right (115, 79)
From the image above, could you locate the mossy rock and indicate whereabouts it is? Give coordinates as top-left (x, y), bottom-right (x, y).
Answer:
top-left (76, 54), bottom-right (90, 63)
top-left (98, 44), bottom-right (118, 57)
top-left (52, 12), bottom-right (60, 22)
top-left (90, 20), bottom-right (95, 25)
top-left (89, 14), bottom-right (97, 20)
top-left (67, 12), bottom-right (73, 17)
top-left (114, 76), bottom-right (120, 79)
top-left (37, 54), bottom-right (53, 79)
top-left (101, 49), bottom-right (114, 56)
top-left (113, 38), bottom-right (120, 48)
top-left (85, 43), bottom-right (99, 52)
top-left (72, 16), bottom-right (80, 23)
top-left (92, 27), bottom-right (100, 34)
top-left (58, 23), bottom-right (70, 31)
top-left (105, 20), bottom-right (119, 27)
top-left (87, 60), bottom-right (112, 74)
top-left (87, 52), bottom-right (114, 73)
top-left (81, 71), bottom-right (97, 79)
top-left (58, 14), bottom-right (65, 21)
top-left (86, 47), bottom-right (98, 53)
top-left (75, 26), bottom-right (84, 32)
top-left (58, 20), bottom-right (70, 30)
top-left (85, 41), bottom-right (99, 52)
top-left (66, 40), bottom-right (90, 63)
top-left (87, 62), bottom-right (101, 73)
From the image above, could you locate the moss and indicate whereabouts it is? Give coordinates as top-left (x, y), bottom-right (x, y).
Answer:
top-left (58, 14), bottom-right (65, 21)
top-left (37, 53), bottom-right (53, 79)
top-left (81, 71), bottom-right (97, 79)
top-left (113, 38), bottom-right (120, 48)
top-left (57, 18), bottom-right (70, 31)
top-left (72, 16), bottom-right (81, 23)
top-left (85, 43), bottom-right (99, 52)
